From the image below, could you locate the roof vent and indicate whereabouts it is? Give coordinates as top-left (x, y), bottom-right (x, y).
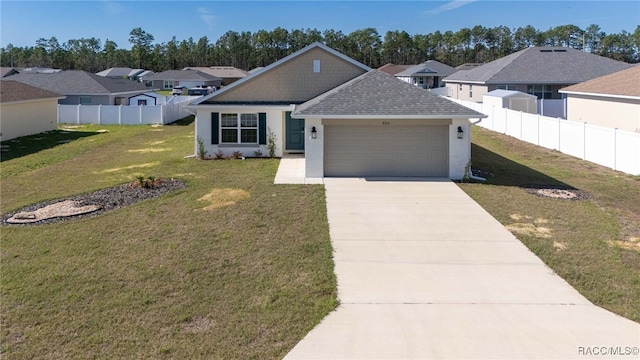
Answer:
top-left (553, 49), bottom-right (567, 52)
top-left (540, 49), bottom-right (553, 53)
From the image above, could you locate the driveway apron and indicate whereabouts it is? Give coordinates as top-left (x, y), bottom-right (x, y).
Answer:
top-left (284, 178), bottom-right (640, 359)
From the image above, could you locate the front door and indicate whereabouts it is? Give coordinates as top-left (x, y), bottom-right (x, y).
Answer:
top-left (285, 111), bottom-right (305, 151)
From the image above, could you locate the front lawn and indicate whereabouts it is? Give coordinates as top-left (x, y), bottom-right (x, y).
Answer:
top-left (459, 127), bottom-right (640, 323)
top-left (0, 119), bottom-right (336, 359)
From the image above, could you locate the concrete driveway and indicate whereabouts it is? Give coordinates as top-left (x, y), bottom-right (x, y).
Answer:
top-left (284, 178), bottom-right (640, 359)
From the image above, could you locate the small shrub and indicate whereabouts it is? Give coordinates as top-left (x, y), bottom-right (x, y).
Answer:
top-left (196, 136), bottom-right (207, 160)
top-left (267, 127), bottom-right (278, 158)
top-left (253, 149), bottom-right (263, 157)
top-left (133, 175), bottom-right (160, 189)
top-left (231, 151), bottom-right (243, 160)
top-left (214, 149), bottom-right (226, 160)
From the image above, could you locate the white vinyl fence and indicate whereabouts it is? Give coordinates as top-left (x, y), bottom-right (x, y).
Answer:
top-left (449, 98), bottom-right (640, 176)
top-left (58, 96), bottom-right (198, 125)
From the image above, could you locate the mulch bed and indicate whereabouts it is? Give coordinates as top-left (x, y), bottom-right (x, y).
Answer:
top-left (521, 184), bottom-right (591, 200)
top-left (1, 179), bottom-right (187, 226)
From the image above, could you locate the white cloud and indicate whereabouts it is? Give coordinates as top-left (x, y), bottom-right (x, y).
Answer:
top-left (198, 7), bottom-right (217, 30)
top-left (102, 0), bottom-right (125, 16)
top-left (423, 0), bottom-right (477, 15)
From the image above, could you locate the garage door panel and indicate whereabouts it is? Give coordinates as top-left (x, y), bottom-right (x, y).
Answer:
top-left (324, 125), bottom-right (449, 177)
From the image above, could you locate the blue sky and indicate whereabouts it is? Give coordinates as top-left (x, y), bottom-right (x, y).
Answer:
top-left (1, 1), bottom-right (638, 49)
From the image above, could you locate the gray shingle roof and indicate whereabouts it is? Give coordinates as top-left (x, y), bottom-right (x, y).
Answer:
top-left (144, 69), bottom-right (222, 81)
top-left (293, 70), bottom-right (485, 119)
top-left (395, 60), bottom-right (457, 77)
top-left (7, 70), bottom-right (153, 95)
top-left (0, 80), bottom-right (63, 103)
top-left (443, 47), bottom-right (634, 85)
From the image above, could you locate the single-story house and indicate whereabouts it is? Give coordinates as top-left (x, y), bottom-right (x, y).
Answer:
top-left (6, 70), bottom-right (155, 105)
top-left (559, 66), bottom-right (640, 133)
top-left (96, 67), bottom-right (145, 80)
top-left (395, 60), bottom-right (457, 89)
top-left (144, 70), bottom-right (222, 91)
top-left (184, 66), bottom-right (248, 86)
top-left (443, 47), bottom-right (634, 102)
top-left (483, 89), bottom-right (537, 114)
top-left (0, 80), bottom-right (65, 141)
top-left (191, 42), bottom-right (485, 180)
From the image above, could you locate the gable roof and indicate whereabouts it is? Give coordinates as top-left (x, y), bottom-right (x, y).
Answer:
top-left (1, 67), bottom-right (19, 77)
top-left (559, 66), bottom-right (640, 99)
top-left (184, 66), bottom-right (248, 79)
top-left (8, 70), bottom-right (154, 95)
top-left (395, 60), bottom-right (457, 78)
top-left (443, 47), bottom-right (634, 85)
top-left (0, 80), bottom-right (64, 104)
top-left (192, 42), bottom-right (371, 105)
top-left (292, 70), bottom-right (485, 119)
top-left (143, 69), bottom-right (222, 82)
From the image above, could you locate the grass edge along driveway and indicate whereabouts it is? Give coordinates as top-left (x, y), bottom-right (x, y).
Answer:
top-left (459, 127), bottom-right (640, 324)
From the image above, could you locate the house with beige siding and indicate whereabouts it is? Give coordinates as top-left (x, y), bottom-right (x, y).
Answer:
top-left (443, 47), bottom-right (634, 104)
top-left (191, 43), bottom-right (484, 180)
top-left (0, 80), bottom-right (64, 141)
top-left (559, 66), bottom-right (640, 133)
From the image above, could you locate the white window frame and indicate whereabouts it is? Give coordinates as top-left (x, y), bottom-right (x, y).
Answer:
top-left (220, 113), bottom-right (259, 144)
top-left (163, 80), bottom-right (173, 89)
top-left (497, 85), bottom-right (517, 91)
top-left (79, 96), bottom-right (92, 105)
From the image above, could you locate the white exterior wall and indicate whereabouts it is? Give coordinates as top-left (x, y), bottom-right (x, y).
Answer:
top-left (449, 119), bottom-right (472, 180)
top-left (446, 83), bottom-right (488, 102)
top-left (304, 118), bottom-right (324, 178)
top-left (566, 95), bottom-right (640, 133)
top-left (0, 99), bottom-right (59, 141)
top-left (194, 105), bottom-right (294, 158)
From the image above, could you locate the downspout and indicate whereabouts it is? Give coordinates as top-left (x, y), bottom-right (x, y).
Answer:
top-left (183, 107), bottom-right (198, 159)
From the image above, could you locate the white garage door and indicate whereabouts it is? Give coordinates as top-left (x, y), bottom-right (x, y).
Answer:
top-left (324, 125), bottom-right (449, 177)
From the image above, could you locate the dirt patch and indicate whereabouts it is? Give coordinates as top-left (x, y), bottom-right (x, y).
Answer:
top-left (608, 237), bottom-right (640, 252)
top-left (100, 162), bottom-right (159, 174)
top-left (127, 148), bottom-right (170, 153)
top-left (197, 188), bottom-right (250, 211)
top-left (181, 316), bottom-right (213, 334)
top-left (522, 184), bottom-right (590, 200)
top-left (7, 200), bottom-right (102, 224)
top-left (506, 214), bottom-right (553, 239)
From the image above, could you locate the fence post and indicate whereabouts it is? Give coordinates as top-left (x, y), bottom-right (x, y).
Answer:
top-left (613, 128), bottom-right (618, 171)
top-left (98, 104), bottom-right (102, 125)
top-left (118, 105), bottom-right (122, 125)
top-left (582, 122), bottom-right (587, 160)
top-left (558, 117), bottom-right (561, 151)
top-left (536, 114), bottom-right (540, 146)
top-left (139, 105), bottom-right (143, 124)
top-left (520, 111), bottom-right (523, 140)
top-left (76, 105), bottom-right (81, 125)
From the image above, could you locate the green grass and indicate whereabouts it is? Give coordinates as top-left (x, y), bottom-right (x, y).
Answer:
top-left (459, 127), bottom-right (640, 323)
top-left (1, 118), bottom-right (336, 359)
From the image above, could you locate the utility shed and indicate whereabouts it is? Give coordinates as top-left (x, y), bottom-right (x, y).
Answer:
top-left (483, 89), bottom-right (537, 114)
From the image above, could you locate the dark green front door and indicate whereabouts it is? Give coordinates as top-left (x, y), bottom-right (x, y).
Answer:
top-left (285, 111), bottom-right (305, 151)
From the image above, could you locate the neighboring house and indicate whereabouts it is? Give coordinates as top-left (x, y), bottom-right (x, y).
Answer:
top-left (96, 67), bottom-right (146, 81)
top-left (0, 80), bottom-right (65, 141)
top-left (191, 42), bottom-right (484, 180)
top-left (443, 47), bottom-right (634, 102)
top-left (483, 89), bottom-right (537, 114)
top-left (1, 67), bottom-right (19, 78)
top-left (144, 69), bottom-right (222, 91)
top-left (377, 63), bottom-right (413, 76)
top-left (395, 60), bottom-right (457, 89)
top-left (184, 66), bottom-right (248, 86)
top-left (7, 70), bottom-right (155, 105)
top-left (559, 66), bottom-right (640, 133)
top-left (128, 92), bottom-right (169, 106)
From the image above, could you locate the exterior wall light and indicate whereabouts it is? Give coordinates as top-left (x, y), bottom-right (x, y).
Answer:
top-left (457, 126), bottom-right (464, 139)
top-left (311, 126), bottom-right (317, 139)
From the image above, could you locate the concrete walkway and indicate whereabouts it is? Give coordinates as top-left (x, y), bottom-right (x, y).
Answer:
top-left (274, 156), bottom-right (323, 184)
top-left (284, 178), bottom-right (640, 359)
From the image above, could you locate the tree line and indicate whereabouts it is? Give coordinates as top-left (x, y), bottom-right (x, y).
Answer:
top-left (2, 24), bottom-right (639, 73)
